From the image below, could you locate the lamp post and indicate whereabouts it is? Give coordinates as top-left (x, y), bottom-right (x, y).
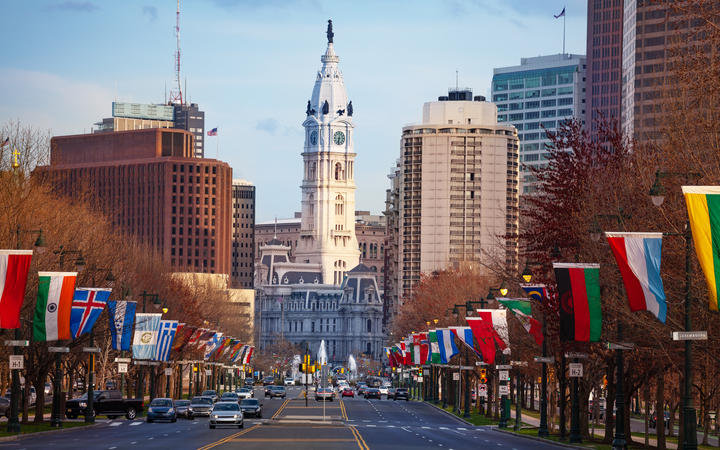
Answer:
top-left (137, 291), bottom-right (160, 401)
top-left (85, 267), bottom-right (115, 424)
top-left (649, 170), bottom-right (701, 450)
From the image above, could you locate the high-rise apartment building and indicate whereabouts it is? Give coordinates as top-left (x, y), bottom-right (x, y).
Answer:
top-left (231, 179), bottom-right (255, 288)
top-left (36, 128), bottom-right (232, 275)
top-left (174, 103), bottom-right (206, 158)
top-left (391, 88), bottom-right (519, 301)
top-left (492, 54), bottom-right (586, 193)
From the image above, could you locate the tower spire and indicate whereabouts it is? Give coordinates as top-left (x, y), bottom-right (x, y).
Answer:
top-left (326, 19), bottom-right (334, 43)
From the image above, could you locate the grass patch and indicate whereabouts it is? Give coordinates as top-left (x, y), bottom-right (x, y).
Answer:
top-left (434, 403), bottom-right (499, 426)
top-left (0, 421), bottom-right (91, 438)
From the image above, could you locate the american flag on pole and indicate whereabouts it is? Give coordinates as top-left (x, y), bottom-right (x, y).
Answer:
top-left (155, 320), bottom-right (178, 362)
top-left (70, 288), bottom-right (110, 339)
top-left (207, 128), bottom-right (217, 136)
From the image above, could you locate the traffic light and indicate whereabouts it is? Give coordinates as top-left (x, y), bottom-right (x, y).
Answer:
top-left (341, 368), bottom-right (344, 374)
top-left (603, 375), bottom-right (608, 388)
top-left (479, 368), bottom-right (487, 384)
top-left (301, 364), bottom-right (307, 373)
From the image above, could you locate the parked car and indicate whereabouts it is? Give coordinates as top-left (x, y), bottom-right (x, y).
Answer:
top-left (220, 392), bottom-right (240, 403)
top-left (266, 386), bottom-right (286, 399)
top-left (237, 387), bottom-right (254, 399)
top-left (239, 398), bottom-right (262, 418)
top-left (284, 377), bottom-right (295, 386)
top-left (364, 388), bottom-right (381, 400)
top-left (341, 388), bottom-right (355, 398)
top-left (262, 376), bottom-right (275, 386)
top-left (188, 396), bottom-right (214, 418)
top-left (315, 387), bottom-right (334, 402)
top-left (201, 390), bottom-right (219, 403)
top-left (392, 388), bottom-right (409, 401)
top-left (209, 402), bottom-right (243, 429)
top-left (146, 398), bottom-right (177, 423)
top-left (650, 411), bottom-right (670, 429)
top-left (174, 399), bottom-right (191, 419)
top-left (65, 390), bottom-right (143, 420)
top-left (0, 397), bottom-right (9, 418)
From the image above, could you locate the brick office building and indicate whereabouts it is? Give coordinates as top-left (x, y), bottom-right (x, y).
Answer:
top-left (37, 128), bottom-right (232, 275)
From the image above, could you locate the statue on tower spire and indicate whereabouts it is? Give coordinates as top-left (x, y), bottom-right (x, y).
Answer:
top-left (326, 19), bottom-right (334, 43)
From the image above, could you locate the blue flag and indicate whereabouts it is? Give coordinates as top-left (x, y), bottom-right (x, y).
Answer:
top-left (133, 313), bottom-right (162, 360)
top-left (155, 320), bottom-right (178, 361)
top-left (436, 329), bottom-right (459, 364)
top-left (522, 284), bottom-right (548, 303)
top-left (70, 288), bottom-right (110, 339)
top-left (108, 301), bottom-right (136, 351)
top-left (204, 332), bottom-right (223, 360)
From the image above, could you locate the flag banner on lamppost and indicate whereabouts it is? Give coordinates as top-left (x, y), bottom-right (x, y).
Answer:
top-left (605, 232), bottom-right (667, 322)
top-left (682, 186), bottom-right (720, 311)
top-left (242, 346), bottom-right (254, 364)
top-left (403, 338), bottom-right (413, 365)
top-left (132, 313), bottom-right (161, 359)
top-left (477, 309), bottom-right (511, 352)
top-left (70, 288), bottom-right (111, 338)
top-left (521, 284), bottom-right (548, 302)
top-left (466, 312), bottom-right (508, 364)
top-left (553, 263), bottom-right (602, 342)
top-left (203, 332), bottom-right (223, 360)
top-left (498, 298), bottom-right (544, 346)
top-left (436, 329), bottom-right (459, 364)
top-left (426, 330), bottom-right (440, 364)
top-left (448, 326), bottom-right (482, 358)
top-left (108, 300), bottom-right (136, 350)
top-left (0, 250), bottom-right (33, 329)
top-left (33, 272), bottom-right (77, 341)
top-left (154, 320), bottom-right (178, 361)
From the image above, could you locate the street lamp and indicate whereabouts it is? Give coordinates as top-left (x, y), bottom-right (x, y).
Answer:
top-left (649, 169), bottom-right (702, 450)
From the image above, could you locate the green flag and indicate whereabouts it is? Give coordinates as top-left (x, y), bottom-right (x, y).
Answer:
top-left (427, 330), bottom-right (441, 364)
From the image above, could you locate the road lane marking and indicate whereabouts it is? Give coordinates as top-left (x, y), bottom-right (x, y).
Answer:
top-left (130, 421), bottom-right (143, 426)
top-left (349, 425), bottom-right (369, 450)
top-left (109, 422), bottom-right (122, 427)
top-left (196, 424), bottom-right (261, 450)
top-left (231, 439), bottom-right (356, 442)
top-left (271, 398), bottom-right (290, 419)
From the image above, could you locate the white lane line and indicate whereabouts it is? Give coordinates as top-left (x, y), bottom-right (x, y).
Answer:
top-left (457, 427), bottom-right (467, 431)
top-left (367, 424), bottom-right (376, 427)
top-left (109, 422), bottom-right (122, 427)
top-left (440, 427), bottom-right (449, 430)
top-left (422, 426), bottom-right (430, 429)
top-left (130, 421), bottom-right (143, 426)
top-left (130, 442), bottom-right (137, 445)
top-left (109, 447), bottom-right (117, 449)
top-left (386, 425), bottom-right (395, 428)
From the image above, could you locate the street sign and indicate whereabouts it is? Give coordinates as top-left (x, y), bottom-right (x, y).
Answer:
top-left (453, 372), bottom-right (460, 381)
top-left (118, 363), bottom-right (128, 373)
top-left (569, 363), bottom-right (583, 377)
top-left (499, 385), bottom-right (510, 395)
top-left (9, 355), bottom-right (23, 370)
top-left (48, 347), bottom-right (69, 353)
top-left (417, 377), bottom-right (423, 383)
top-left (115, 357), bottom-right (131, 363)
top-left (607, 342), bottom-right (635, 350)
top-left (83, 347), bottom-right (101, 353)
top-left (423, 370), bottom-right (430, 375)
top-left (165, 368), bottom-right (173, 376)
top-left (565, 352), bottom-right (588, 359)
top-left (205, 369), bottom-right (212, 376)
top-left (510, 361), bottom-right (528, 367)
top-left (495, 364), bottom-right (512, 370)
top-left (475, 361), bottom-right (488, 366)
top-left (4, 340), bottom-right (29, 347)
top-left (534, 356), bottom-right (555, 363)
top-left (478, 384), bottom-right (488, 398)
top-left (499, 370), bottom-right (509, 381)
top-left (672, 331), bottom-right (707, 341)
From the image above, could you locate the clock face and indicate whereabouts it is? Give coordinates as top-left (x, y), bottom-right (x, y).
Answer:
top-left (309, 130), bottom-right (318, 145)
top-left (333, 131), bottom-right (345, 146)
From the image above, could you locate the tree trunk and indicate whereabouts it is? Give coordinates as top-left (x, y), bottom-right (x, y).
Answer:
top-left (657, 371), bottom-right (665, 450)
top-left (603, 367), bottom-right (616, 444)
top-left (645, 383), bottom-right (650, 447)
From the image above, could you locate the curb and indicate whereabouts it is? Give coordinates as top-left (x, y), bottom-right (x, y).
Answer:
top-left (0, 421), bottom-right (104, 442)
top-left (493, 428), bottom-right (590, 449)
top-left (422, 401), bottom-right (477, 427)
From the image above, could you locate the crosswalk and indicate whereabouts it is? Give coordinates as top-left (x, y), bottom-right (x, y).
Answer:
top-left (344, 419), bottom-right (488, 432)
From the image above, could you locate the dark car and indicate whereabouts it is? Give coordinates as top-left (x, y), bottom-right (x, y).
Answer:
top-left (188, 396), bottom-right (214, 417)
top-left (0, 397), bottom-right (9, 418)
top-left (266, 386), bottom-right (286, 399)
top-left (392, 388), bottom-right (409, 401)
top-left (201, 390), bottom-right (219, 403)
top-left (220, 392), bottom-right (239, 403)
top-left (356, 384), bottom-right (368, 396)
top-left (174, 399), bottom-right (191, 419)
top-left (364, 388), bottom-right (381, 400)
top-left (341, 388), bottom-right (355, 398)
top-left (239, 398), bottom-right (262, 418)
top-left (244, 379), bottom-right (255, 387)
top-left (650, 411), bottom-right (670, 428)
top-left (262, 376), bottom-right (275, 386)
top-left (146, 398), bottom-right (177, 423)
top-left (315, 387), bottom-right (334, 402)
top-left (65, 390), bottom-right (143, 420)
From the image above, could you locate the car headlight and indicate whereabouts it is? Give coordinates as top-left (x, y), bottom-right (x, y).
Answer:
top-left (79, 402), bottom-right (87, 408)
top-left (234, 414), bottom-right (240, 419)
top-left (168, 408), bottom-right (174, 414)
top-left (211, 414), bottom-right (218, 419)
top-left (188, 407), bottom-right (193, 411)
top-left (148, 408), bottom-right (154, 413)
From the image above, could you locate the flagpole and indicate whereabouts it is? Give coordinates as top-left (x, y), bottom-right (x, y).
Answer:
top-left (563, 9), bottom-right (566, 55)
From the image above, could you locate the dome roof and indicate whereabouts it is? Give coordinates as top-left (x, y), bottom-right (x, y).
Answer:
top-left (308, 21), bottom-right (351, 127)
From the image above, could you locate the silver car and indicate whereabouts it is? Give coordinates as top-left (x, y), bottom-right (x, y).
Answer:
top-left (188, 396), bottom-right (213, 418)
top-left (209, 402), bottom-right (243, 429)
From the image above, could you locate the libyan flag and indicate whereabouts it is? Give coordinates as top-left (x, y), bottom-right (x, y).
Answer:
top-left (553, 263), bottom-right (602, 342)
top-left (498, 298), bottom-right (543, 346)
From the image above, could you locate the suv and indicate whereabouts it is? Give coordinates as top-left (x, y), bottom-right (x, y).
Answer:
top-left (265, 386), bottom-right (286, 399)
top-left (392, 388), bottom-right (409, 401)
top-left (284, 377), bottom-right (295, 386)
top-left (262, 376), bottom-right (275, 386)
top-left (201, 390), bottom-right (219, 403)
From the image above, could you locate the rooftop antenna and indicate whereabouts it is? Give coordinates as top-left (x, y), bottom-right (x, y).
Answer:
top-left (274, 217), bottom-right (278, 239)
top-left (169, 0), bottom-right (183, 105)
top-left (455, 70), bottom-right (458, 91)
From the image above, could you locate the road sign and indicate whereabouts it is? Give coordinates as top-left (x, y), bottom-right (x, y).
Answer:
top-left (205, 369), bottom-right (212, 376)
top-left (478, 384), bottom-right (488, 398)
top-left (9, 355), bottom-right (23, 370)
top-left (565, 352), bottom-right (588, 359)
top-left (499, 385), bottom-right (510, 395)
top-left (569, 363), bottom-right (583, 377)
top-left (475, 361), bottom-right (488, 366)
top-left (510, 361), bottom-right (528, 367)
top-left (534, 356), bottom-right (555, 363)
top-left (48, 347), bottom-right (69, 353)
top-left (673, 331), bottom-right (707, 341)
top-left (417, 377), bottom-right (423, 383)
top-left (4, 340), bottom-right (29, 347)
top-left (83, 347), bottom-right (101, 353)
top-left (118, 363), bottom-right (128, 373)
top-left (607, 342), bottom-right (635, 350)
top-left (453, 372), bottom-right (460, 381)
top-left (115, 357), bottom-right (131, 363)
top-left (165, 368), bottom-right (173, 376)
top-left (495, 364), bottom-right (512, 370)
top-left (499, 370), bottom-right (509, 381)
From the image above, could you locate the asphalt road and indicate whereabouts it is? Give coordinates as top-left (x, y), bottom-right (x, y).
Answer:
top-left (2, 386), bottom-right (569, 449)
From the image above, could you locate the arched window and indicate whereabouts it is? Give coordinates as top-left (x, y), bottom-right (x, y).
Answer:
top-left (335, 194), bottom-right (344, 216)
top-left (310, 162), bottom-right (316, 179)
top-left (335, 162), bottom-right (344, 180)
top-left (366, 319), bottom-right (372, 333)
top-left (366, 342), bottom-right (371, 354)
top-left (308, 194), bottom-right (314, 216)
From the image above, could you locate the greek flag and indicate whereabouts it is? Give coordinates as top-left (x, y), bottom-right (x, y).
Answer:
top-left (155, 320), bottom-right (178, 361)
top-left (204, 332), bottom-right (223, 360)
top-left (132, 313), bottom-right (162, 360)
top-left (108, 301), bottom-right (137, 351)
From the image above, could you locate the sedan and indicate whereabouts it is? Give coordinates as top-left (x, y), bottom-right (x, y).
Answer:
top-left (201, 390), bottom-right (219, 403)
top-left (378, 386), bottom-right (389, 396)
top-left (174, 399), bottom-right (191, 419)
top-left (188, 396), bottom-right (214, 418)
top-left (364, 388), bottom-right (381, 400)
top-left (146, 398), bottom-right (177, 423)
top-left (341, 388), bottom-right (355, 398)
top-left (239, 398), bottom-right (262, 418)
top-left (220, 392), bottom-right (240, 403)
top-left (237, 387), bottom-right (254, 399)
top-left (209, 402), bottom-right (243, 429)
top-left (266, 386), bottom-right (286, 399)
top-left (315, 387), bottom-right (334, 402)
top-left (356, 385), bottom-right (368, 396)
top-left (0, 397), bottom-right (9, 418)
top-left (393, 388), bottom-right (409, 401)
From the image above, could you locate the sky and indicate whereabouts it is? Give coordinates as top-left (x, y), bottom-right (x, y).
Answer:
top-left (0, 0), bottom-right (586, 222)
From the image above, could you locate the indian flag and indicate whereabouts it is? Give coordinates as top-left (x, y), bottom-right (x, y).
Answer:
top-left (683, 186), bottom-right (720, 311)
top-left (33, 272), bottom-right (77, 341)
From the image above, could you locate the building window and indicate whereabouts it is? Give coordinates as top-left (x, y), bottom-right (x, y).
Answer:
top-left (366, 319), bottom-right (372, 333)
top-left (335, 194), bottom-right (344, 216)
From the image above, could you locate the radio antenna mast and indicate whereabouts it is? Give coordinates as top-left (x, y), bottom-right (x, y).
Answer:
top-left (169, 0), bottom-right (183, 105)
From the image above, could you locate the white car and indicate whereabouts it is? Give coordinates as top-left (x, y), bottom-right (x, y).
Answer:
top-left (284, 378), bottom-right (295, 386)
top-left (237, 388), bottom-right (254, 399)
top-left (378, 386), bottom-right (389, 395)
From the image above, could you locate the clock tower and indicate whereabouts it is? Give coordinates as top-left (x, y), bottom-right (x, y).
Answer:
top-left (296, 20), bottom-right (360, 285)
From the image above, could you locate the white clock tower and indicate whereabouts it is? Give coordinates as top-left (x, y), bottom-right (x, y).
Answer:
top-left (295, 20), bottom-right (360, 285)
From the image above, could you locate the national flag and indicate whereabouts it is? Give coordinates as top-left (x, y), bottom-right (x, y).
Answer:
top-left (683, 186), bottom-right (720, 310)
top-left (554, 7), bottom-right (565, 18)
top-left (132, 313), bottom-right (162, 359)
top-left (33, 272), bottom-right (77, 341)
top-left (207, 128), bottom-right (217, 136)
top-left (521, 284), bottom-right (548, 303)
top-left (389, 346), bottom-right (401, 367)
top-left (154, 320), bottom-right (178, 361)
top-left (554, 263), bottom-right (602, 342)
top-left (242, 346), bottom-right (254, 364)
top-left (402, 338), bottom-right (412, 365)
top-left (449, 326), bottom-right (481, 358)
top-left (498, 298), bottom-right (544, 346)
top-left (204, 332), bottom-right (223, 360)
top-left (427, 330), bottom-right (441, 364)
top-left (0, 137), bottom-right (9, 147)
top-left (606, 232), bottom-right (667, 322)
top-left (108, 301), bottom-right (136, 350)
top-left (466, 316), bottom-right (506, 365)
top-left (435, 329), bottom-right (459, 364)
top-left (413, 333), bottom-right (428, 365)
top-left (70, 288), bottom-right (110, 338)
top-left (476, 309), bottom-right (510, 351)
top-left (229, 342), bottom-right (244, 362)
top-left (171, 324), bottom-right (195, 353)
top-left (195, 329), bottom-right (217, 350)
top-left (0, 250), bottom-right (33, 329)
top-left (186, 327), bottom-right (206, 348)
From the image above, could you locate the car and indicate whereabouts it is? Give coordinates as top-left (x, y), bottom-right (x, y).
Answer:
top-left (378, 386), bottom-right (389, 396)
top-left (262, 376), bottom-right (275, 386)
top-left (105, 380), bottom-right (117, 390)
top-left (65, 390), bottom-right (143, 420)
top-left (244, 379), bottom-right (255, 387)
top-left (237, 387), bottom-right (254, 399)
top-left (188, 396), bottom-right (214, 417)
top-left (364, 388), bottom-right (381, 400)
top-left (266, 386), bottom-right (286, 399)
top-left (0, 397), bottom-right (9, 418)
top-left (239, 398), bottom-right (262, 418)
top-left (174, 399), bottom-right (191, 419)
top-left (209, 402), bottom-right (243, 429)
top-left (201, 390), bottom-right (219, 403)
top-left (650, 411), bottom-right (670, 428)
top-left (315, 387), bottom-right (334, 402)
top-left (284, 377), bottom-right (295, 386)
top-left (392, 388), bottom-right (409, 401)
top-left (146, 398), bottom-right (177, 423)
top-left (341, 388), bottom-right (354, 398)
top-left (356, 385), bottom-right (368, 396)
top-left (220, 392), bottom-right (240, 403)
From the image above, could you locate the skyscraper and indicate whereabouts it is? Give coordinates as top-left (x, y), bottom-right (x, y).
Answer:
top-left (231, 179), bottom-right (255, 288)
top-left (492, 54), bottom-right (586, 193)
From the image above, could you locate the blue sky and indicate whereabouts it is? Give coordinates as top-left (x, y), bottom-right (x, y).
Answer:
top-left (0, 0), bottom-right (586, 222)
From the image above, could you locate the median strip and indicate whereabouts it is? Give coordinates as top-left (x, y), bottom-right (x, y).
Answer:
top-left (196, 424), bottom-right (261, 450)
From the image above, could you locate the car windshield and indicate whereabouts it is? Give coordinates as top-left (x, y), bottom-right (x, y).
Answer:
top-left (221, 393), bottom-right (237, 398)
top-left (271, 386), bottom-right (284, 391)
top-left (150, 399), bottom-right (172, 407)
top-left (213, 403), bottom-right (239, 411)
top-left (191, 397), bottom-right (212, 405)
top-left (239, 388), bottom-right (251, 392)
top-left (77, 392), bottom-right (102, 400)
top-left (202, 391), bottom-right (216, 396)
top-left (175, 400), bottom-right (190, 406)
top-left (319, 388), bottom-right (331, 393)
top-left (241, 399), bottom-right (259, 406)
top-left (397, 389), bottom-right (408, 392)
